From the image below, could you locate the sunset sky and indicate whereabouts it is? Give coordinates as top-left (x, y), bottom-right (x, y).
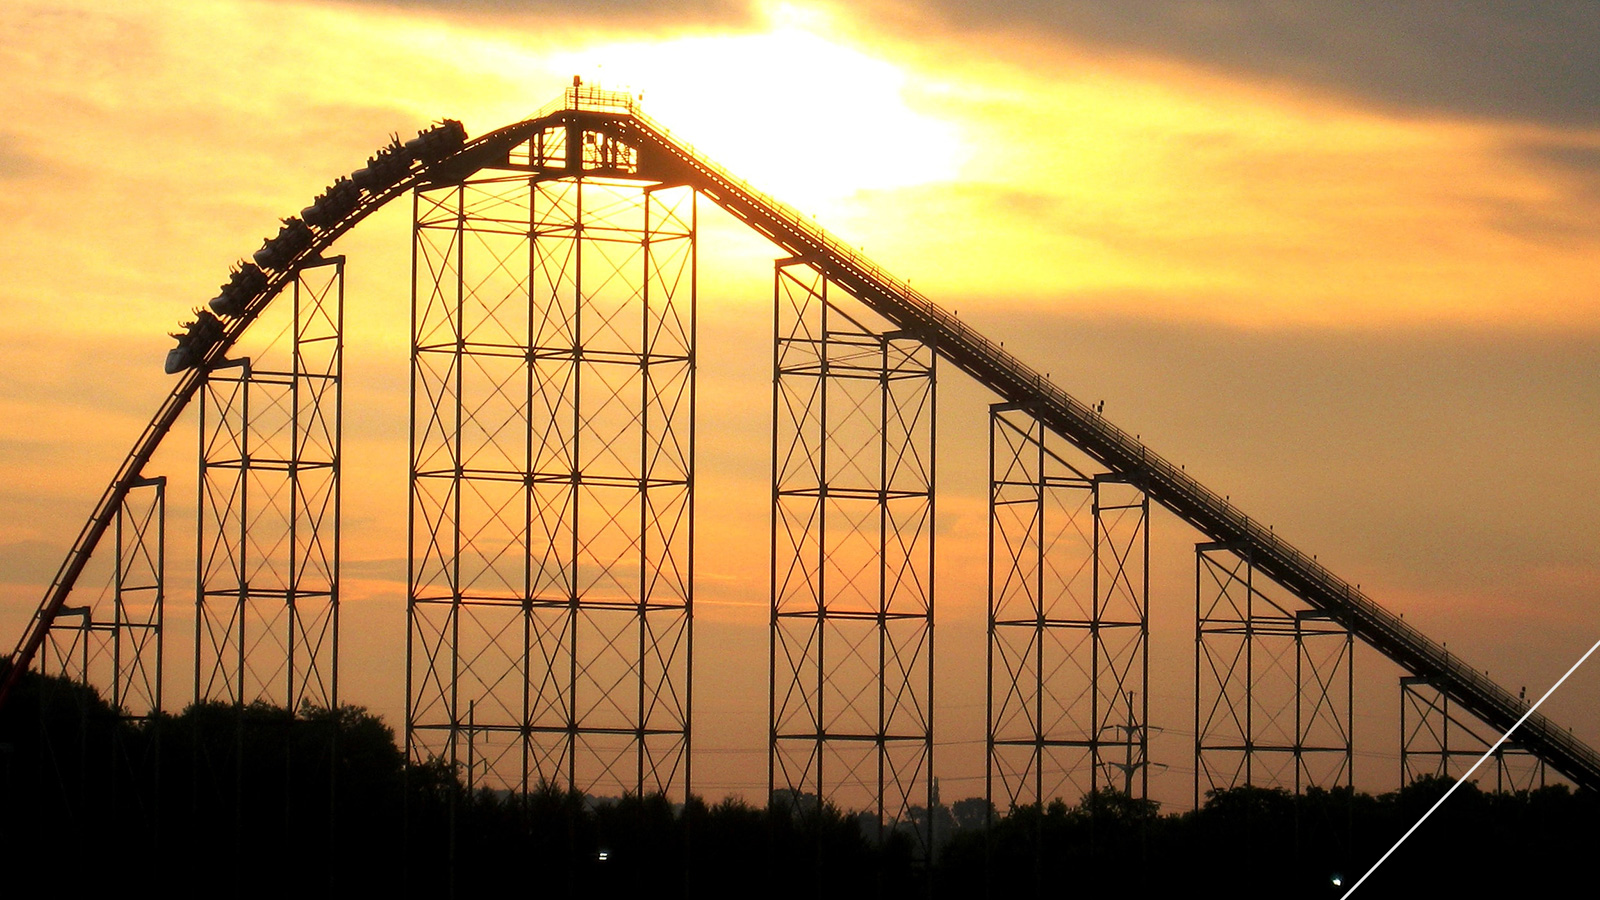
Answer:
top-left (2, 0), bottom-right (1598, 809)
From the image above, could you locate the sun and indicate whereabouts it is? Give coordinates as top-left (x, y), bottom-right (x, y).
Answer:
top-left (551, 4), bottom-right (966, 214)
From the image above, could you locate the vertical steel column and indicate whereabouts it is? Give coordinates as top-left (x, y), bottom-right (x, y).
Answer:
top-left (408, 139), bottom-right (694, 800)
top-left (1092, 473), bottom-right (1150, 800)
top-left (770, 259), bottom-right (935, 856)
top-left (1195, 544), bottom-right (1351, 805)
top-left (196, 258), bottom-right (343, 709)
top-left (986, 407), bottom-right (1148, 816)
top-left (117, 477), bottom-right (167, 720)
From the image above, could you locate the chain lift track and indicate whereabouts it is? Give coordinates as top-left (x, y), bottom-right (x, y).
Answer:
top-left (6, 87), bottom-right (1598, 793)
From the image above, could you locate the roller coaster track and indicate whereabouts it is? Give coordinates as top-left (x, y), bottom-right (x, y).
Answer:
top-left (6, 94), bottom-right (1597, 793)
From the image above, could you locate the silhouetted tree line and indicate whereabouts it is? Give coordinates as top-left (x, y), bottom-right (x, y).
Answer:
top-left (3, 670), bottom-right (1595, 898)
top-left (939, 778), bottom-right (1600, 898)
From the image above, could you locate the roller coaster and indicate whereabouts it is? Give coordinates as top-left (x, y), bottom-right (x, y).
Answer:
top-left (5, 82), bottom-right (1596, 839)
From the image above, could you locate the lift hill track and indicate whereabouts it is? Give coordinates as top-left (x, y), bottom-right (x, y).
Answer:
top-left (6, 89), bottom-right (1596, 793)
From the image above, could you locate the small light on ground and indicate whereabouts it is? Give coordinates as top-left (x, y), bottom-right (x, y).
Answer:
top-left (597, 850), bottom-right (610, 862)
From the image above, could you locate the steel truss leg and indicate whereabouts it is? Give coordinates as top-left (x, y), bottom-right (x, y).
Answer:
top-left (1399, 676), bottom-right (1545, 792)
top-left (408, 171), bottom-right (695, 800)
top-left (1194, 543), bottom-right (1352, 805)
top-left (769, 258), bottom-right (936, 858)
top-left (40, 476), bottom-right (166, 718)
top-left (33, 476), bottom-right (167, 844)
top-left (985, 406), bottom-right (1149, 818)
top-left (196, 257), bottom-right (343, 710)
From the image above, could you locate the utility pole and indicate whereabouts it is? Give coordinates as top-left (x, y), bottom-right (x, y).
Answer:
top-left (1104, 691), bottom-right (1144, 797)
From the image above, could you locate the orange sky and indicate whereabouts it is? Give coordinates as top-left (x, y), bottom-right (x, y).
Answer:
top-left (2, 0), bottom-right (1598, 808)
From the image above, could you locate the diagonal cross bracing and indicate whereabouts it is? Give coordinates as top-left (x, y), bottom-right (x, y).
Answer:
top-left (770, 258), bottom-right (936, 856)
top-left (196, 259), bottom-right (343, 711)
top-left (987, 407), bottom-right (1149, 811)
top-left (407, 160), bottom-right (694, 801)
top-left (1194, 542), bottom-right (1352, 803)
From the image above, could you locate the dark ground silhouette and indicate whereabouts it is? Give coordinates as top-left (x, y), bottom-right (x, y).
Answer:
top-left (2, 670), bottom-right (1593, 898)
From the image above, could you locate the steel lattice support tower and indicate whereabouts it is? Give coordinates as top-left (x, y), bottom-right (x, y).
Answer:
top-left (39, 476), bottom-right (166, 719)
top-left (1400, 676), bottom-right (1546, 792)
top-left (986, 407), bottom-right (1149, 814)
top-left (407, 147), bottom-right (695, 799)
top-left (770, 259), bottom-right (935, 854)
top-left (32, 476), bottom-right (166, 845)
top-left (1195, 543), bottom-right (1352, 805)
top-left (196, 258), bottom-right (343, 709)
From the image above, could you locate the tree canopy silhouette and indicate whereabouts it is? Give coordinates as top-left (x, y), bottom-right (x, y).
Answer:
top-left (4, 670), bottom-right (1594, 898)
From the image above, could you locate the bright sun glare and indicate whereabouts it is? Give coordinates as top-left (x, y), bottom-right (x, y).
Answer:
top-left (554, 4), bottom-right (965, 212)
